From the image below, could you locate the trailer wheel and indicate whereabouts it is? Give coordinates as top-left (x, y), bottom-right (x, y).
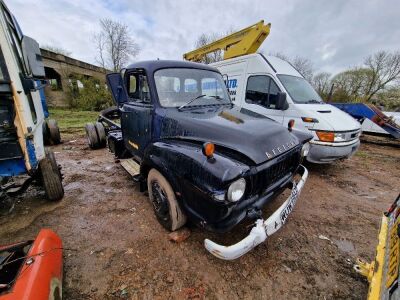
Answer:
top-left (85, 123), bottom-right (99, 149)
top-left (95, 122), bottom-right (106, 148)
top-left (147, 169), bottom-right (186, 231)
top-left (39, 150), bottom-right (64, 201)
top-left (47, 119), bottom-right (61, 145)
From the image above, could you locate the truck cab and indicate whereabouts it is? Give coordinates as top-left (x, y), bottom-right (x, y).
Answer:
top-left (0, 0), bottom-right (63, 201)
top-left (98, 60), bottom-right (312, 259)
top-left (212, 54), bottom-right (362, 163)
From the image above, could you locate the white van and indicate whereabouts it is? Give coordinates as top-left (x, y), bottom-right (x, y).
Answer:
top-left (211, 54), bottom-right (361, 164)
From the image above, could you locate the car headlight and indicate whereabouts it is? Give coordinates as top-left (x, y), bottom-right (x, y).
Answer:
top-left (227, 178), bottom-right (246, 202)
top-left (301, 142), bottom-right (310, 158)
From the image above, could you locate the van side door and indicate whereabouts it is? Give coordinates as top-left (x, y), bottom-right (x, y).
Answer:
top-left (242, 74), bottom-right (284, 124)
top-left (120, 70), bottom-right (153, 160)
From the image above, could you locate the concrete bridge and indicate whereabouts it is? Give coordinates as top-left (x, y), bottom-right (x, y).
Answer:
top-left (41, 49), bottom-right (108, 107)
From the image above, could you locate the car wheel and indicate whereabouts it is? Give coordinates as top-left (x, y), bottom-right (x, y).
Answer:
top-left (39, 150), bottom-right (64, 201)
top-left (95, 122), bottom-right (106, 148)
top-left (147, 169), bottom-right (186, 231)
top-left (47, 119), bottom-right (61, 145)
top-left (85, 123), bottom-right (99, 149)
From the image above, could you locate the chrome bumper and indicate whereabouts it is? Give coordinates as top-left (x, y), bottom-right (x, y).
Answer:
top-left (204, 165), bottom-right (308, 260)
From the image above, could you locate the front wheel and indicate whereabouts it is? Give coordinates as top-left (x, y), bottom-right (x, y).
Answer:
top-left (147, 169), bottom-right (186, 231)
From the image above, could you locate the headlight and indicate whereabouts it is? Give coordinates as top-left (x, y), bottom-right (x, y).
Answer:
top-left (227, 178), bottom-right (246, 202)
top-left (334, 132), bottom-right (346, 142)
top-left (301, 142), bottom-right (310, 157)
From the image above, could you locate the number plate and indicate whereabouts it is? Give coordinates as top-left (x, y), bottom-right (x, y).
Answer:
top-left (280, 186), bottom-right (298, 224)
top-left (386, 218), bottom-right (400, 288)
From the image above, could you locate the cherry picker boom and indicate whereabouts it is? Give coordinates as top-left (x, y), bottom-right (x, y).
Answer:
top-left (183, 20), bottom-right (271, 62)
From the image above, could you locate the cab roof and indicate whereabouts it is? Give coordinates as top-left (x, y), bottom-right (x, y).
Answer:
top-left (126, 60), bottom-right (220, 74)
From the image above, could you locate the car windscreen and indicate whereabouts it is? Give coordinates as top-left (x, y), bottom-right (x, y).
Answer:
top-left (277, 74), bottom-right (323, 104)
top-left (154, 68), bottom-right (230, 108)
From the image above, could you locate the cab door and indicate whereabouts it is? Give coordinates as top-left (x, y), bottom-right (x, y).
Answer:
top-left (241, 74), bottom-right (284, 124)
top-left (120, 71), bottom-right (153, 159)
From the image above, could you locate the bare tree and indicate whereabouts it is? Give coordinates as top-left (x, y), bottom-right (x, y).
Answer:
top-left (42, 44), bottom-right (72, 56)
top-left (363, 50), bottom-right (400, 101)
top-left (269, 52), bottom-right (314, 81)
top-left (329, 50), bottom-right (400, 103)
top-left (194, 33), bottom-right (222, 64)
top-left (193, 29), bottom-right (235, 64)
top-left (94, 18), bottom-right (140, 72)
top-left (331, 68), bottom-right (371, 102)
top-left (292, 56), bottom-right (314, 82)
top-left (312, 72), bottom-right (332, 99)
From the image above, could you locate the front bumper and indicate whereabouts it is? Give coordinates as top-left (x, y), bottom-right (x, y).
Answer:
top-left (306, 139), bottom-right (360, 163)
top-left (204, 165), bottom-right (308, 260)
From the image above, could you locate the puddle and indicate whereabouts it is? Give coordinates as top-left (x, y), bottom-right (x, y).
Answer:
top-left (334, 239), bottom-right (356, 254)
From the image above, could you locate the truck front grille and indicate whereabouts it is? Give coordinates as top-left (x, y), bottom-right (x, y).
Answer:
top-left (252, 146), bottom-right (301, 195)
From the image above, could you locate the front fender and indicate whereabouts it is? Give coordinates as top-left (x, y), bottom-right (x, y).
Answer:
top-left (142, 141), bottom-right (251, 224)
top-left (143, 141), bottom-right (250, 191)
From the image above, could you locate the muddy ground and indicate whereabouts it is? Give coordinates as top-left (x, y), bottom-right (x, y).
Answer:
top-left (1, 135), bottom-right (399, 299)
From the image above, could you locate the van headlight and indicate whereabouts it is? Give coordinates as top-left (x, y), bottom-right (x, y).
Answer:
top-left (334, 132), bottom-right (346, 142)
top-left (301, 142), bottom-right (310, 158)
top-left (227, 178), bottom-right (246, 202)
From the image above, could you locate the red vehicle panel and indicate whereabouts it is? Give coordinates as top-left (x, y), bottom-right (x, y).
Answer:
top-left (0, 229), bottom-right (63, 300)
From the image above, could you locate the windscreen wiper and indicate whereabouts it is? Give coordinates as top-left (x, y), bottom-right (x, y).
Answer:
top-left (178, 94), bottom-right (206, 110)
top-left (307, 99), bottom-right (323, 104)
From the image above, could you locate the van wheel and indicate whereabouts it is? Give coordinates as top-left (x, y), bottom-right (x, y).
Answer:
top-left (85, 123), bottom-right (99, 149)
top-left (147, 169), bottom-right (186, 231)
top-left (47, 119), bottom-right (61, 145)
top-left (95, 122), bottom-right (106, 148)
top-left (39, 150), bottom-right (64, 201)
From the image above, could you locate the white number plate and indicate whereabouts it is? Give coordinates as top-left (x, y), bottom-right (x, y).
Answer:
top-left (280, 186), bottom-right (299, 224)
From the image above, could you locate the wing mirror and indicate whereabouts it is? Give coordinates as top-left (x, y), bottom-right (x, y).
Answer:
top-left (276, 92), bottom-right (289, 110)
top-left (222, 74), bottom-right (229, 92)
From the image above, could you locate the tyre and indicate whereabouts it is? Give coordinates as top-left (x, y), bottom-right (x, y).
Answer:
top-left (95, 122), bottom-right (106, 148)
top-left (85, 123), bottom-right (99, 149)
top-left (39, 150), bottom-right (64, 201)
top-left (45, 149), bottom-right (62, 179)
top-left (42, 121), bottom-right (51, 145)
top-left (47, 119), bottom-right (61, 145)
top-left (147, 169), bottom-right (186, 231)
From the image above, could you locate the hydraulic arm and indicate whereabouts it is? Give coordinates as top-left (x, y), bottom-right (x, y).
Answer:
top-left (183, 20), bottom-right (271, 62)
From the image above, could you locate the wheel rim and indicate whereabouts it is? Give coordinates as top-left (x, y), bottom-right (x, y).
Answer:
top-left (151, 181), bottom-right (170, 222)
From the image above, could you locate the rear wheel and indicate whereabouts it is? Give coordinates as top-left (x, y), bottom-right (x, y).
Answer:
top-left (147, 169), bottom-right (186, 231)
top-left (85, 123), bottom-right (99, 149)
top-left (39, 150), bottom-right (64, 201)
top-left (95, 122), bottom-right (106, 148)
top-left (42, 121), bottom-right (51, 145)
top-left (47, 119), bottom-right (61, 145)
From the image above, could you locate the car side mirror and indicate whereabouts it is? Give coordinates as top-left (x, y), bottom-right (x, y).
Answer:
top-left (276, 92), bottom-right (289, 110)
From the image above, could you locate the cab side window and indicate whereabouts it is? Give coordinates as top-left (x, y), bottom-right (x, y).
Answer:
top-left (127, 73), bottom-right (150, 103)
top-left (246, 75), bottom-right (281, 109)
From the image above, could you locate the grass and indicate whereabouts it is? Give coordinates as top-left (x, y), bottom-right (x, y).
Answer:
top-left (49, 108), bottom-right (99, 135)
top-left (355, 150), bottom-right (369, 158)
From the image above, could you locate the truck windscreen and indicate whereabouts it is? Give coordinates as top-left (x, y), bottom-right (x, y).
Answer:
top-left (277, 74), bottom-right (323, 104)
top-left (154, 68), bottom-right (230, 108)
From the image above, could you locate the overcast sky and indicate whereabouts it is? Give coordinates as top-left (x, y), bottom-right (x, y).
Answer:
top-left (6, 0), bottom-right (400, 74)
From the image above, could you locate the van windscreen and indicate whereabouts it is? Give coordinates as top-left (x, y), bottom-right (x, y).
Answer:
top-left (277, 74), bottom-right (323, 104)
